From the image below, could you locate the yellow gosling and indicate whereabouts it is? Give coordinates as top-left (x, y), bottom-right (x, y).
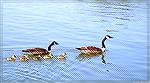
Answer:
top-left (43, 53), bottom-right (53, 59)
top-left (20, 55), bottom-right (29, 62)
top-left (33, 55), bottom-right (42, 61)
top-left (7, 55), bottom-right (16, 61)
top-left (57, 52), bottom-right (67, 60)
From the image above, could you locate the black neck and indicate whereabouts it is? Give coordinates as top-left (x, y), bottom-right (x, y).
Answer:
top-left (48, 44), bottom-right (52, 51)
top-left (48, 42), bottom-right (55, 51)
top-left (102, 37), bottom-right (107, 48)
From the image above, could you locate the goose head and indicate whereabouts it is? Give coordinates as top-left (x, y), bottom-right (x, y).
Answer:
top-left (105, 35), bottom-right (113, 40)
top-left (101, 35), bottom-right (113, 51)
top-left (48, 41), bottom-right (59, 51)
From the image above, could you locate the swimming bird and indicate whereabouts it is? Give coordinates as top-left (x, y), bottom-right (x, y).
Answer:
top-left (19, 55), bottom-right (29, 62)
top-left (57, 52), bottom-right (67, 60)
top-left (32, 55), bottom-right (42, 61)
top-left (76, 35), bottom-right (113, 54)
top-left (43, 52), bottom-right (53, 59)
top-left (22, 41), bottom-right (59, 55)
top-left (7, 55), bottom-right (17, 61)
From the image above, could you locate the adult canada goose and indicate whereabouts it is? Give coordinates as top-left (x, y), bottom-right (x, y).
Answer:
top-left (19, 55), bottom-right (29, 62)
top-left (57, 52), bottom-right (67, 60)
top-left (76, 35), bottom-right (113, 54)
top-left (7, 55), bottom-right (17, 61)
top-left (22, 41), bottom-right (59, 55)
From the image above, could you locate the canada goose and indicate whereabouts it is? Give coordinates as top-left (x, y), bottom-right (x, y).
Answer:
top-left (43, 52), bottom-right (53, 59)
top-left (32, 55), bottom-right (42, 61)
top-left (7, 55), bottom-right (17, 61)
top-left (19, 55), bottom-right (29, 62)
top-left (57, 52), bottom-right (67, 60)
top-left (22, 41), bottom-right (59, 55)
top-left (76, 35), bottom-right (113, 54)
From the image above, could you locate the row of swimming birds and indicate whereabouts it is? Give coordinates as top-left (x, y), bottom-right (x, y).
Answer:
top-left (6, 35), bottom-right (113, 62)
top-left (7, 52), bottom-right (67, 62)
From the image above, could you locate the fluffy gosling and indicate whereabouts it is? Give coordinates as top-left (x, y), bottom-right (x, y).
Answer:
top-left (43, 53), bottom-right (53, 59)
top-left (57, 52), bottom-right (67, 60)
top-left (20, 55), bottom-right (29, 62)
top-left (33, 55), bottom-right (42, 61)
top-left (7, 55), bottom-right (17, 61)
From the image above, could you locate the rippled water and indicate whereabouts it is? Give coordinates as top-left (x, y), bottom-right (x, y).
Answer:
top-left (1, 0), bottom-right (148, 81)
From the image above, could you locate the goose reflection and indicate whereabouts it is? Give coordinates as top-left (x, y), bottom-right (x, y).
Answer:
top-left (77, 52), bottom-right (106, 64)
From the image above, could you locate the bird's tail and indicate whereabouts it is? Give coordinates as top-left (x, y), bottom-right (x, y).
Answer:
top-left (22, 50), bottom-right (29, 52)
top-left (75, 48), bottom-right (81, 50)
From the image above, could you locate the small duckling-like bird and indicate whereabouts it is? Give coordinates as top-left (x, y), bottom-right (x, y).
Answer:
top-left (22, 41), bottom-right (59, 55)
top-left (19, 55), bottom-right (29, 62)
top-left (57, 52), bottom-right (67, 60)
top-left (7, 55), bottom-right (17, 61)
top-left (76, 35), bottom-right (113, 54)
top-left (33, 55), bottom-right (42, 61)
top-left (43, 52), bottom-right (53, 59)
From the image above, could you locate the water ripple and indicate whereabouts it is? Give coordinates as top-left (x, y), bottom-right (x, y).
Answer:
top-left (2, 1), bottom-right (147, 80)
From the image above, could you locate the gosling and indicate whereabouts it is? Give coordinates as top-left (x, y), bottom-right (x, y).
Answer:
top-left (19, 55), bottom-right (29, 62)
top-left (33, 55), bottom-right (42, 61)
top-left (43, 53), bottom-right (53, 59)
top-left (7, 55), bottom-right (17, 61)
top-left (57, 52), bottom-right (67, 60)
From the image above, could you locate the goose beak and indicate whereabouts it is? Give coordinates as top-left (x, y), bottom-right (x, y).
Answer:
top-left (56, 43), bottom-right (59, 45)
top-left (106, 35), bottom-right (113, 39)
top-left (54, 41), bottom-right (59, 45)
top-left (110, 36), bottom-right (113, 38)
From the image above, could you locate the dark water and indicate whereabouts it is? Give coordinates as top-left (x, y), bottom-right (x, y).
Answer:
top-left (1, 0), bottom-right (148, 81)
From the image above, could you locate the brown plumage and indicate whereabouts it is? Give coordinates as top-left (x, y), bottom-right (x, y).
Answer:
top-left (22, 48), bottom-right (49, 55)
top-left (77, 46), bottom-right (102, 54)
top-left (76, 35), bottom-right (113, 54)
top-left (22, 41), bottom-right (59, 55)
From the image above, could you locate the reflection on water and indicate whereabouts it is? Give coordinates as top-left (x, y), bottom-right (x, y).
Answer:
top-left (77, 52), bottom-right (106, 64)
top-left (101, 53), bottom-right (106, 64)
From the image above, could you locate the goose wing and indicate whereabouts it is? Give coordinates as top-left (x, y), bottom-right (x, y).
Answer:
top-left (22, 48), bottom-right (49, 55)
top-left (77, 46), bottom-right (102, 53)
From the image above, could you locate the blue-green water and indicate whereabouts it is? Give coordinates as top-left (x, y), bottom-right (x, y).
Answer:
top-left (1, 0), bottom-right (148, 81)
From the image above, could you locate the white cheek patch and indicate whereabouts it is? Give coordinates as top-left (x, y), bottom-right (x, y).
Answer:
top-left (101, 48), bottom-right (105, 52)
top-left (106, 36), bottom-right (110, 39)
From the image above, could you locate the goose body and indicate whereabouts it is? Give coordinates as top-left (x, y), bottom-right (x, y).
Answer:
top-left (76, 46), bottom-right (102, 54)
top-left (22, 41), bottom-right (59, 55)
top-left (7, 55), bottom-right (17, 61)
top-left (22, 48), bottom-right (49, 55)
top-left (76, 35), bottom-right (113, 54)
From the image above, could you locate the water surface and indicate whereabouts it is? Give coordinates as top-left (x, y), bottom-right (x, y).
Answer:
top-left (2, 0), bottom-right (148, 80)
